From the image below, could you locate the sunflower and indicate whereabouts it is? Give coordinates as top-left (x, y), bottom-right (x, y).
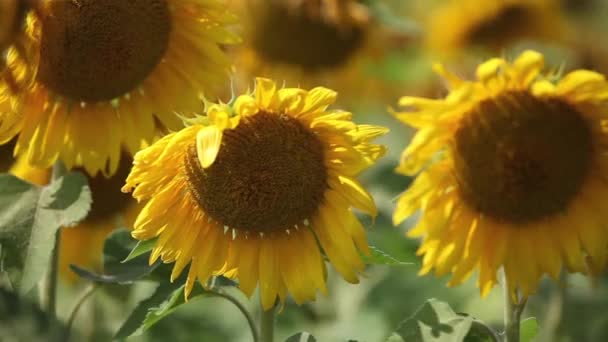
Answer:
top-left (123, 78), bottom-right (387, 309)
top-left (425, 0), bottom-right (570, 56)
top-left (231, 0), bottom-right (386, 95)
top-left (0, 0), bottom-right (34, 95)
top-left (8, 154), bottom-right (138, 283)
top-left (393, 50), bottom-right (608, 299)
top-left (0, 0), bottom-right (239, 176)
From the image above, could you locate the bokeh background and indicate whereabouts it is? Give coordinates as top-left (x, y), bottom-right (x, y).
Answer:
top-left (4, 0), bottom-right (608, 341)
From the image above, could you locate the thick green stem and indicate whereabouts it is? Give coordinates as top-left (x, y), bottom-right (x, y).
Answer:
top-left (260, 303), bottom-right (276, 342)
top-left (503, 275), bottom-right (527, 342)
top-left (42, 161), bottom-right (67, 318)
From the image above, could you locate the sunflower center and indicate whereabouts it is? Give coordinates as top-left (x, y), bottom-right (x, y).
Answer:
top-left (184, 112), bottom-right (328, 234)
top-left (252, 2), bottom-right (364, 70)
top-left (37, 0), bottom-right (171, 102)
top-left (0, 0), bottom-right (19, 51)
top-left (453, 91), bottom-right (593, 224)
top-left (466, 5), bottom-right (534, 47)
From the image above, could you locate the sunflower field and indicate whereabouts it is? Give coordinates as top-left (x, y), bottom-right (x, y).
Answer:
top-left (2, 0), bottom-right (608, 341)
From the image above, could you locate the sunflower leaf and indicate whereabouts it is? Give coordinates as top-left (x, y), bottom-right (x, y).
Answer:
top-left (362, 246), bottom-right (413, 266)
top-left (113, 282), bottom-right (180, 339)
top-left (285, 332), bottom-right (317, 342)
top-left (387, 299), bottom-right (498, 342)
top-left (0, 172), bottom-right (91, 294)
top-left (70, 229), bottom-right (159, 284)
top-left (115, 282), bottom-right (212, 338)
top-left (520, 317), bottom-right (539, 342)
top-left (123, 238), bottom-right (157, 262)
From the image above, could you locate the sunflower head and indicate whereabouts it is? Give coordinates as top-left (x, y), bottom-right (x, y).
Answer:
top-left (394, 50), bottom-right (608, 298)
top-left (0, 0), bottom-right (20, 52)
top-left (124, 77), bottom-right (387, 309)
top-left (0, 0), bottom-right (34, 94)
top-left (241, 0), bottom-right (369, 71)
top-left (426, 0), bottom-right (569, 55)
top-left (0, 0), bottom-right (239, 176)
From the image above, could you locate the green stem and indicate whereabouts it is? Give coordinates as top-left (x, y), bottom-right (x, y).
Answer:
top-left (65, 283), bottom-right (98, 341)
top-left (42, 161), bottom-right (67, 318)
top-left (260, 302), bottom-right (276, 342)
top-left (503, 275), bottom-right (527, 342)
top-left (210, 290), bottom-right (259, 342)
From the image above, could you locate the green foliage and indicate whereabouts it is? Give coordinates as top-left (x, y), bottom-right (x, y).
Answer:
top-left (0, 172), bottom-right (91, 294)
top-left (124, 238), bottom-right (157, 262)
top-left (363, 245), bottom-right (414, 266)
top-left (116, 282), bottom-right (220, 338)
top-left (520, 317), bottom-right (538, 342)
top-left (114, 282), bottom-right (183, 339)
top-left (0, 287), bottom-right (68, 341)
top-left (70, 229), bottom-right (159, 284)
top-left (285, 332), bottom-right (317, 342)
top-left (387, 299), bottom-right (498, 342)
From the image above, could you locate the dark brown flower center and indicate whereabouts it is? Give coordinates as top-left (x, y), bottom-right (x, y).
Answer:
top-left (37, 0), bottom-right (171, 102)
top-left (466, 5), bottom-right (535, 48)
top-left (453, 91), bottom-right (593, 224)
top-left (81, 154), bottom-right (133, 223)
top-left (251, 2), bottom-right (364, 70)
top-left (0, 0), bottom-right (20, 51)
top-left (184, 112), bottom-right (328, 234)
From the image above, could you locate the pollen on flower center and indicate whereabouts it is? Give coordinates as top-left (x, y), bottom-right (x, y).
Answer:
top-left (453, 91), bottom-right (593, 224)
top-left (37, 0), bottom-right (171, 102)
top-left (466, 6), bottom-right (533, 46)
top-left (252, 2), bottom-right (364, 70)
top-left (184, 112), bottom-right (328, 234)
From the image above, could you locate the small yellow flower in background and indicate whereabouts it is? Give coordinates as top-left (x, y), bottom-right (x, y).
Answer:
top-left (0, 0), bottom-right (239, 176)
top-left (7, 154), bottom-right (139, 283)
top-left (393, 50), bottom-right (608, 299)
top-left (123, 78), bottom-right (388, 310)
top-left (425, 0), bottom-right (570, 56)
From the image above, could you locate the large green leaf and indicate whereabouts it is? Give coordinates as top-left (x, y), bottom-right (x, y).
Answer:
top-left (387, 299), bottom-right (498, 342)
top-left (0, 172), bottom-right (91, 294)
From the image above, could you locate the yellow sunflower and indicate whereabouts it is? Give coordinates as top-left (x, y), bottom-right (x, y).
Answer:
top-left (0, 0), bottom-right (34, 95)
top-left (393, 50), bottom-right (608, 299)
top-left (8, 154), bottom-right (139, 283)
top-left (0, 0), bottom-right (239, 176)
top-left (231, 0), bottom-right (386, 95)
top-left (123, 78), bottom-right (387, 309)
top-left (426, 0), bottom-right (570, 56)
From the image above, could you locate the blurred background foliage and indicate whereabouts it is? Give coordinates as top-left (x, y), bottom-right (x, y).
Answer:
top-left (3, 0), bottom-right (608, 341)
